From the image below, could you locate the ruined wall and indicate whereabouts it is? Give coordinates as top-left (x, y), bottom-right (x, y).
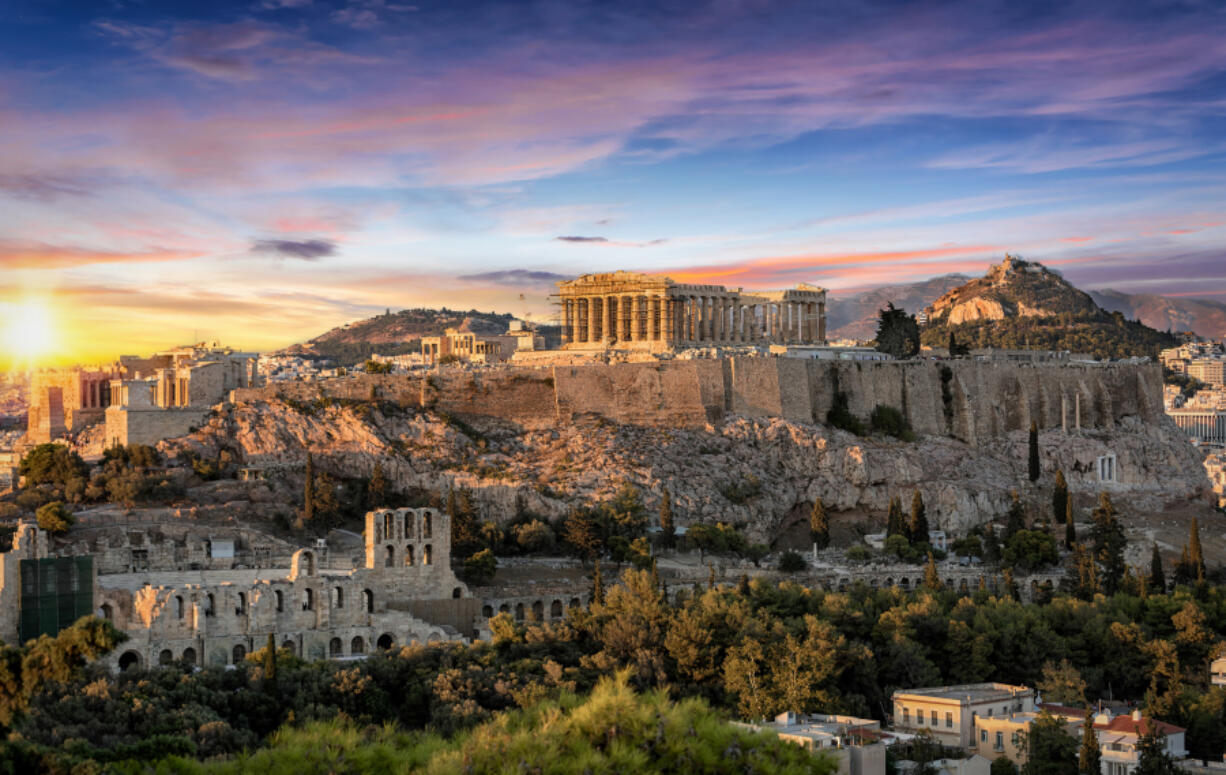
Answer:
top-left (106, 406), bottom-right (211, 447)
top-left (229, 359), bottom-right (1166, 445)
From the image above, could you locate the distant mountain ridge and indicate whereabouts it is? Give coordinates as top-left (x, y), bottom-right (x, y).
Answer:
top-left (280, 308), bottom-right (517, 361)
top-left (1088, 290), bottom-right (1226, 340)
top-left (827, 274), bottom-right (970, 340)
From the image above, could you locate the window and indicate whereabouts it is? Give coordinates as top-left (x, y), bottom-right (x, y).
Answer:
top-left (1012, 733), bottom-right (1020, 747)
top-left (275, 590), bottom-right (284, 612)
top-left (903, 708), bottom-right (910, 724)
top-left (405, 545), bottom-right (414, 566)
top-left (423, 513), bottom-right (432, 539)
top-left (363, 589), bottom-right (374, 613)
top-left (334, 586), bottom-right (344, 608)
top-left (980, 730), bottom-right (987, 743)
top-left (175, 595), bottom-right (185, 619)
top-left (385, 544), bottom-right (395, 567)
top-left (423, 544), bottom-right (432, 565)
top-left (236, 592), bottom-right (247, 615)
top-left (303, 588), bottom-right (314, 611)
top-left (995, 732), bottom-right (1004, 750)
top-left (206, 594), bottom-right (215, 617)
top-left (946, 712), bottom-right (953, 728)
top-left (930, 710), bottom-right (937, 726)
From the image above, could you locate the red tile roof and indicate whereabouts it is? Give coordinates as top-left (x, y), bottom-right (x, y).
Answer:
top-left (1093, 716), bottom-right (1185, 736)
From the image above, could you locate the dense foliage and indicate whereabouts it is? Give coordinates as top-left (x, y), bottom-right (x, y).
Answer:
top-left (921, 314), bottom-right (1177, 360)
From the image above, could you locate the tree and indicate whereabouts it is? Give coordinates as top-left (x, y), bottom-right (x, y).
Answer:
top-left (1090, 492), bottom-right (1126, 594)
top-left (1149, 545), bottom-right (1166, 593)
top-left (1002, 530), bottom-right (1059, 572)
top-left (18, 443), bottom-right (88, 487)
top-left (1022, 711), bottom-right (1079, 775)
top-left (591, 559), bottom-right (604, 606)
top-left (1052, 470), bottom-right (1069, 535)
top-left (948, 330), bottom-right (969, 357)
top-left (1038, 659), bottom-right (1087, 706)
top-left (1078, 712), bottom-right (1101, 775)
top-left (1063, 489), bottom-right (1075, 550)
top-left (1028, 422), bottom-right (1041, 482)
top-left (779, 551), bottom-right (807, 573)
top-left (982, 528), bottom-right (1001, 563)
top-left (367, 463), bottom-right (389, 507)
top-left (923, 552), bottom-right (942, 590)
top-left (34, 501), bottom-right (73, 534)
top-left (263, 633), bottom-right (277, 686)
top-left (886, 495), bottom-right (905, 538)
top-left (909, 491), bottom-right (930, 545)
top-left (462, 549), bottom-right (497, 586)
top-left (1004, 493), bottom-right (1027, 541)
top-left (810, 497), bottom-right (830, 551)
top-left (1188, 518), bottom-right (1205, 584)
top-left (658, 490), bottom-right (675, 550)
top-left (875, 302), bottom-right (921, 359)
top-left (994, 757), bottom-right (1020, 775)
top-left (302, 452), bottom-right (315, 524)
top-left (1135, 731), bottom-right (1179, 775)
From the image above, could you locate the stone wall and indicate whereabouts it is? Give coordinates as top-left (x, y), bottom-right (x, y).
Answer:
top-left (106, 406), bottom-right (211, 447)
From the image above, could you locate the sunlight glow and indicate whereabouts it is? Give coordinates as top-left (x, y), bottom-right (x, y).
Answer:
top-left (1, 299), bottom-right (59, 369)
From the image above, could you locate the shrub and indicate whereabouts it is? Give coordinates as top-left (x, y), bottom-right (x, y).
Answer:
top-left (869, 405), bottom-right (916, 441)
top-left (845, 544), bottom-right (873, 561)
top-left (19, 444), bottom-right (88, 487)
top-left (778, 551), bottom-right (808, 573)
top-left (826, 391), bottom-right (866, 435)
top-left (35, 501), bottom-right (74, 534)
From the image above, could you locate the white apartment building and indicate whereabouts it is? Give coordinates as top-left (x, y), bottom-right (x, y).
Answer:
top-left (892, 683), bottom-right (1035, 748)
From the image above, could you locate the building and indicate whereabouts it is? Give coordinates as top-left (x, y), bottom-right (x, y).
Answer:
top-left (27, 365), bottom-right (125, 443)
top-left (1211, 656), bottom-right (1226, 687)
top-left (973, 710), bottom-right (1081, 767)
top-left (0, 507), bottom-right (477, 671)
top-left (736, 711), bottom-right (887, 775)
top-left (421, 328), bottom-right (513, 365)
top-left (1093, 709), bottom-right (1187, 775)
top-left (1188, 360), bottom-right (1226, 387)
top-left (898, 757), bottom-right (990, 775)
top-left (892, 683), bottom-right (1036, 748)
top-left (556, 271), bottom-right (826, 351)
top-left (1168, 409), bottom-right (1226, 446)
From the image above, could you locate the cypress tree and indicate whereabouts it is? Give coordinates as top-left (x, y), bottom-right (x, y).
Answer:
top-left (809, 497), bottom-right (830, 551)
top-left (924, 552), bottom-right (941, 590)
top-left (263, 632), bottom-right (277, 684)
top-left (1091, 492), bottom-right (1126, 595)
top-left (1004, 493), bottom-right (1026, 541)
top-left (1052, 470), bottom-right (1068, 531)
top-left (302, 452), bottom-right (315, 523)
top-left (1078, 711), bottom-right (1101, 775)
top-left (737, 573), bottom-right (751, 596)
top-left (1189, 518), bottom-right (1205, 583)
top-left (909, 490), bottom-right (930, 544)
top-left (659, 490), bottom-right (675, 550)
top-left (1064, 497), bottom-right (1075, 550)
top-left (886, 496), bottom-right (904, 538)
top-left (1028, 421), bottom-right (1041, 482)
top-left (708, 563), bottom-right (716, 590)
top-left (368, 462), bottom-right (388, 508)
top-left (592, 559), bottom-right (604, 606)
top-left (650, 558), bottom-right (660, 590)
top-left (1149, 544), bottom-right (1166, 593)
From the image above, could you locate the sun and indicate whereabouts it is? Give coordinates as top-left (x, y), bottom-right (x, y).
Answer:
top-left (2, 299), bottom-right (59, 367)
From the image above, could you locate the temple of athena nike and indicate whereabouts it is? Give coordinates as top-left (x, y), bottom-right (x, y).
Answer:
top-left (556, 271), bottom-right (827, 351)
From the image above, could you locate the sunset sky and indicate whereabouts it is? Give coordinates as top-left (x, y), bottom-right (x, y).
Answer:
top-left (2, 0), bottom-right (1225, 366)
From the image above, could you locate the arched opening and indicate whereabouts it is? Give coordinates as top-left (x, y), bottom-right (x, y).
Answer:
top-left (232, 644), bottom-right (246, 663)
top-left (499, 603), bottom-right (509, 613)
top-left (452, 587), bottom-right (463, 599)
top-left (551, 600), bottom-right (563, 618)
top-left (423, 544), bottom-right (432, 565)
top-left (350, 636), bottom-right (365, 654)
top-left (376, 633), bottom-right (394, 650)
top-left (385, 544), bottom-right (395, 567)
top-left (569, 597), bottom-right (580, 609)
top-left (384, 512), bottom-right (394, 540)
top-left (363, 589), bottom-right (374, 613)
top-left (275, 590), bottom-right (284, 612)
top-left (100, 603), bottom-right (113, 620)
top-left (531, 600), bottom-right (543, 620)
top-left (329, 637), bottom-right (343, 657)
top-left (303, 588), bottom-right (315, 611)
top-left (422, 512), bottom-right (432, 539)
top-left (205, 594), bottom-right (215, 617)
top-left (302, 551), bottom-right (315, 576)
top-left (158, 649), bottom-right (174, 665)
top-left (281, 639), bottom-right (296, 656)
top-left (482, 605), bottom-right (493, 618)
top-left (335, 586), bottom-right (344, 608)
top-left (885, 577), bottom-right (894, 587)
top-left (182, 647), bottom-right (197, 666)
top-left (405, 545), bottom-right (414, 566)
top-left (118, 651), bottom-right (142, 671)
top-left (175, 596), bottom-right (185, 619)
top-left (236, 592), bottom-right (247, 615)
top-left (514, 603), bottom-right (525, 621)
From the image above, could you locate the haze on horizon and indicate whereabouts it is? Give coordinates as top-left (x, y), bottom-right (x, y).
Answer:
top-left (1, 0), bottom-right (1225, 366)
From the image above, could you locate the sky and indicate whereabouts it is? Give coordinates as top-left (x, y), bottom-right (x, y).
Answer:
top-left (1, 0), bottom-right (1225, 365)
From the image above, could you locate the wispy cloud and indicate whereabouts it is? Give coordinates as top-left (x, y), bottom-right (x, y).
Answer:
top-left (250, 238), bottom-right (337, 260)
top-left (555, 236), bottom-right (667, 247)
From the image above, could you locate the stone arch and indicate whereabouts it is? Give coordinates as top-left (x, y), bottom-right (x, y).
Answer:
top-left (551, 600), bottom-right (563, 618)
top-left (159, 649), bottom-right (174, 665)
top-left (351, 636), bottom-right (366, 654)
top-left (427, 630), bottom-right (443, 644)
top-left (303, 588), bottom-right (315, 611)
top-left (531, 600), bottom-right (544, 620)
top-left (363, 588), bottom-right (374, 613)
top-left (232, 644), bottom-right (246, 663)
top-left (291, 549), bottom-right (316, 579)
top-left (281, 639), bottom-right (296, 656)
top-left (329, 637), bottom-right (343, 657)
top-left (498, 603), bottom-right (509, 613)
top-left (404, 544), bottom-right (414, 566)
top-left (100, 603), bottom-right (113, 620)
top-left (237, 592), bottom-right (247, 615)
top-left (569, 597), bottom-right (580, 609)
top-left (515, 602), bottom-right (525, 621)
top-left (385, 544), bottom-right (395, 567)
top-left (452, 587), bottom-right (463, 599)
top-left (118, 651), bottom-right (142, 671)
top-left (422, 512), bottom-right (432, 539)
top-left (376, 633), bottom-right (395, 650)
top-left (182, 647), bottom-right (197, 666)
top-left (384, 512), bottom-right (395, 540)
top-left (275, 590), bottom-right (284, 612)
top-left (206, 593), bottom-right (215, 617)
top-left (885, 577), bottom-right (894, 587)
top-left (423, 544), bottom-right (433, 565)
top-left (482, 605), bottom-right (493, 618)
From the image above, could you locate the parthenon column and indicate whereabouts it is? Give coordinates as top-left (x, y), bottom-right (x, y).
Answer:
top-left (577, 299), bottom-right (588, 342)
top-left (630, 296), bottom-right (642, 341)
top-left (604, 296), bottom-right (615, 343)
top-left (561, 299), bottom-right (572, 344)
top-left (651, 297), bottom-right (662, 340)
top-left (715, 298), bottom-right (726, 341)
top-left (618, 296), bottom-right (630, 341)
top-left (664, 298), bottom-right (675, 342)
top-left (588, 297), bottom-right (600, 344)
top-left (793, 302), bottom-right (803, 343)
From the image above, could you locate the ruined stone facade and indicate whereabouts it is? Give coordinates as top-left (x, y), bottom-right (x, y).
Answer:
top-left (556, 271), bottom-right (826, 351)
top-left (27, 366), bottom-right (124, 444)
top-left (0, 508), bottom-right (473, 671)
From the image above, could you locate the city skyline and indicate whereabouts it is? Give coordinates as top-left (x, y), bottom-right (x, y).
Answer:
top-left (2, 0), bottom-right (1225, 365)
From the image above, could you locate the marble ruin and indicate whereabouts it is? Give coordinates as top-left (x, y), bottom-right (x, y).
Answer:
top-left (0, 507), bottom-right (481, 671)
top-left (556, 271), bottom-right (826, 351)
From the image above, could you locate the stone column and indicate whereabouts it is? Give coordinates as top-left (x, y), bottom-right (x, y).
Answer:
top-left (664, 298), bottom-right (675, 343)
top-left (561, 299), bottom-right (572, 344)
top-left (715, 298), bottom-right (726, 341)
top-left (793, 302), bottom-right (803, 343)
top-left (620, 296), bottom-right (631, 341)
top-left (604, 296), bottom-right (615, 343)
top-left (577, 299), bottom-right (589, 342)
top-left (629, 296), bottom-right (641, 341)
top-left (588, 297), bottom-right (600, 344)
top-left (818, 301), bottom-right (826, 342)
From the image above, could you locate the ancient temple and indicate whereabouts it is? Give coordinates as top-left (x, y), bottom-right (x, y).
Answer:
top-left (556, 271), bottom-right (826, 350)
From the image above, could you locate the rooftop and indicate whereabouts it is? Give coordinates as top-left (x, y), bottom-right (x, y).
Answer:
top-left (894, 683), bottom-right (1033, 702)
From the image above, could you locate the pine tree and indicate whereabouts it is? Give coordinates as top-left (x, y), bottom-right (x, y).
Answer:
top-left (1078, 711), bottom-right (1101, 775)
top-left (302, 452), bottom-right (315, 523)
top-left (659, 490), bottom-right (675, 549)
top-left (1149, 544), bottom-right (1166, 593)
top-left (1004, 493), bottom-right (1027, 541)
top-left (924, 552), bottom-right (941, 590)
top-left (1028, 421), bottom-right (1041, 482)
top-left (983, 528), bottom-right (1000, 563)
top-left (909, 490), bottom-right (930, 545)
top-left (1188, 518), bottom-right (1205, 583)
top-left (809, 497), bottom-right (830, 551)
top-left (1064, 497), bottom-right (1075, 550)
top-left (591, 559), bottom-right (604, 606)
top-left (1090, 492), bottom-right (1127, 594)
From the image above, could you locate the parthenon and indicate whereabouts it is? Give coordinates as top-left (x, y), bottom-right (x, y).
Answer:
top-left (556, 271), bottom-right (826, 350)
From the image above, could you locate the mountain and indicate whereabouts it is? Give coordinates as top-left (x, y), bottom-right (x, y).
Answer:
top-left (281, 308), bottom-right (518, 361)
top-left (1088, 290), bottom-right (1226, 340)
top-left (919, 255), bottom-right (1179, 359)
top-left (826, 274), bottom-right (970, 341)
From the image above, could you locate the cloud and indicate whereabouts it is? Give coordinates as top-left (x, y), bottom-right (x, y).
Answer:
top-left (0, 174), bottom-right (97, 201)
top-left (554, 236), bottom-right (667, 247)
top-left (250, 238), bottom-right (337, 260)
top-left (458, 269), bottom-right (568, 285)
top-left (0, 240), bottom-right (203, 269)
top-left (555, 236), bottom-right (609, 243)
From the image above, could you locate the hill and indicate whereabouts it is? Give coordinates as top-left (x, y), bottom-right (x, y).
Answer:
top-left (919, 255), bottom-right (1179, 359)
top-left (1088, 289), bottom-right (1226, 340)
top-left (827, 274), bottom-right (970, 340)
top-left (280, 308), bottom-right (518, 362)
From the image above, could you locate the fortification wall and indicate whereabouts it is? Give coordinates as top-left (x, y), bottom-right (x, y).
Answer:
top-left (230, 359), bottom-right (1165, 445)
